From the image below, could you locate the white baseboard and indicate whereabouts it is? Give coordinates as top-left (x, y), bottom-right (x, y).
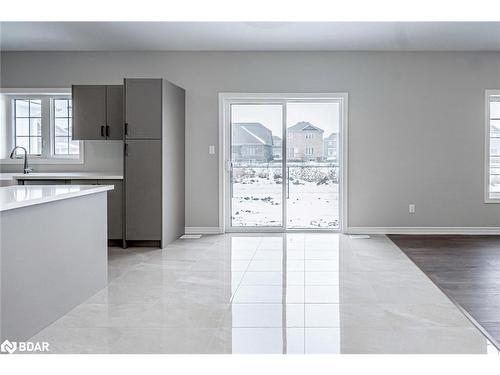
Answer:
top-left (346, 227), bottom-right (500, 235)
top-left (184, 227), bottom-right (222, 235)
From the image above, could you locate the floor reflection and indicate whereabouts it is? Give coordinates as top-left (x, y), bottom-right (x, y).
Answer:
top-left (30, 233), bottom-right (497, 354)
top-left (228, 234), bottom-right (340, 354)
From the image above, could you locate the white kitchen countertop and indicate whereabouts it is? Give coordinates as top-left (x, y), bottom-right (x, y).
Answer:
top-left (0, 172), bottom-right (123, 181)
top-left (0, 184), bottom-right (114, 212)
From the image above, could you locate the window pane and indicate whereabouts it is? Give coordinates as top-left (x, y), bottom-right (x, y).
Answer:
top-left (491, 120), bottom-right (500, 137)
top-left (491, 138), bottom-right (500, 156)
top-left (16, 118), bottom-right (29, 136)
top-left (68, 101), bottom-right (72, 117)
top-left (53, 99), bottom-right (77, 157)
top-left (30, 136), bottom-right (42, 155)
top-left (488, 98), bottom-right (500, 199)
top-left (30, 118), bottom-right (42, 136)
top-left (55, 118), bottom-right (69, 136)
top-left (15, 137), bottom-right (29, 152)
top-left (69, 140), bottom-right (80, 155)
top-left (30, 100), bottom-right (41, 117)
top-left (15, 99), bottom-right (29, 117)
top-left (55, 136), bottom-right (69, 154)
top-left (491, 100), bottom-right (500, 119)
top-left (490, 174), bottom-right (500, 194)
top-left (490, 166), bottom-right (500, 175)
top-left (490, 156), bottom-right (500, 169)
top-left (54, 99), bottom-right (68, 118)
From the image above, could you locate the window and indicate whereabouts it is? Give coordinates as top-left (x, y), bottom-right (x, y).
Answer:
top-left (14, 99), bottom-right (42, 155)
top-left (5, 95), bottom-right (82, 161)
top-left (486, 91), bottom-right (500, 201)
top-left (305, 133), bottom-right (314, 139)
top-left (53, 99), bottom-right (79, 155)
top-left (306, 147), bottom-right (314, 155)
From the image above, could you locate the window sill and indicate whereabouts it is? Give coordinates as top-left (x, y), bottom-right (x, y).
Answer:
top-left (0, 157), bottom-right (84, 165)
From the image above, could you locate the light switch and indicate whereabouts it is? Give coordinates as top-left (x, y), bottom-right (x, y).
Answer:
top-left (208, 145), bottom-right (216, 155)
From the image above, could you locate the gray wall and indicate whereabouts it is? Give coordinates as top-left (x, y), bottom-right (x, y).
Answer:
top-left (1, 51), bottom-right (500, 228)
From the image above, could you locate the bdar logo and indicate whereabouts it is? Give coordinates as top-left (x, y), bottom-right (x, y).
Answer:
top-left (1, 340), bottom-right (17, 354)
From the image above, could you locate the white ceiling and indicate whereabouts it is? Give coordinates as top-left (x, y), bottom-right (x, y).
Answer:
top-left (1, 22), bottom-right (500, 51)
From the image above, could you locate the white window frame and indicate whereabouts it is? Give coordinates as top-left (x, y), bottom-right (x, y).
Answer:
top-left (485, 90), bottom-right (500, 203)
top-left (219, 92), bottom-right (349, 233)
top-left (0, 88), bottom-right (84, 164)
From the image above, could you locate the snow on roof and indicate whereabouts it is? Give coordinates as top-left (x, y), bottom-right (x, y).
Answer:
top-left (232, 122), bottom-right (273, 146)
top-left (288, 121), bottom-right (324, 133)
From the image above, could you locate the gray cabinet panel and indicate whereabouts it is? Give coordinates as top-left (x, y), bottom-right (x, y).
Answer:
top-left (106, 85), bottom-right (124, 140)
top-left (69, 179), bottom-right (98, 185)
top-left (72, 85), bottom-right (106, 140)
top-left (125, 140), bottom-right (162, 240)
top-left (99, 180), bottom-right (123, 240)
top-left (124, 79), bottom-right (162, 139)
top-left (69, 179), bottom-right (122, 239)
top-left (161, 80), bottom-right (186, 246)
top-left (18, 178), bottom-right (123, 240)
top-left (20, 180), bottom-right (67, 185)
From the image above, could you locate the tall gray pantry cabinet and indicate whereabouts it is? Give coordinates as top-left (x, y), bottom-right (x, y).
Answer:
top-left (123, 78), bottom-right (185, 247)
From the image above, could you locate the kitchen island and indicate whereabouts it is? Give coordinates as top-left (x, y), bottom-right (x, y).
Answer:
top-left (0, 184), bottom-right (113, 341)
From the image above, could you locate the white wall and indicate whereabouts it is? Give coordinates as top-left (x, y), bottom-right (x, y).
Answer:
top-left (1, 51), bottom-right (500, 229)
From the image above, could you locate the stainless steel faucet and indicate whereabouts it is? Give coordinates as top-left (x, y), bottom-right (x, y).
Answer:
top-left (9, 146), bottom-right (33, 174)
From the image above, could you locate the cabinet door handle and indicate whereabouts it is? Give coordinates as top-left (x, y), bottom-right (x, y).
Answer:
top-left (101, 125), bottom-right (104, 137)
top-left (106, 125), bottom-right (110, 137)
top-left (124, 122), bottom-right (128, 136)
top-left (124, 143), bottom-right (128, 156)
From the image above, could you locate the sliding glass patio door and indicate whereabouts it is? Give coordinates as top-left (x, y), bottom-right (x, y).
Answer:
top-left (224, 95), bottom-right (344, 231)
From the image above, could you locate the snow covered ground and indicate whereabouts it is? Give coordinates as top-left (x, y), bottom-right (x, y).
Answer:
top-left (231, 167), bottom-right (339, 228)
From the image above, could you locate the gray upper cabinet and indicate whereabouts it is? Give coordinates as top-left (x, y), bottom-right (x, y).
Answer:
top-left (72, 85), bottom-right (107, 140)
top-left (72, 85), bottom-right (123, 140)
top-left (124, 79), bottom-right (162, 139)
top-left (106, 85), bottom-right (124, 140)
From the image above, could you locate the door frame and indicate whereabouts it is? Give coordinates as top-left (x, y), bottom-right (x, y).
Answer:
top-left (218, 92), bottom-right (349, 233)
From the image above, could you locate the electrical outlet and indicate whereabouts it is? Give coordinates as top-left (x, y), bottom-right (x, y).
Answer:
top-left (409, 204), bottom-right (416, 214)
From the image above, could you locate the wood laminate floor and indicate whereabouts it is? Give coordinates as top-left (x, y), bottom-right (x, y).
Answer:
top-left (389, 235), bottom-right (500, 349)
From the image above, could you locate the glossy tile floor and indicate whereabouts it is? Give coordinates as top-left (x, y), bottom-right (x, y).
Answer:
top-left (31, 234), bottom-right (498, 354)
